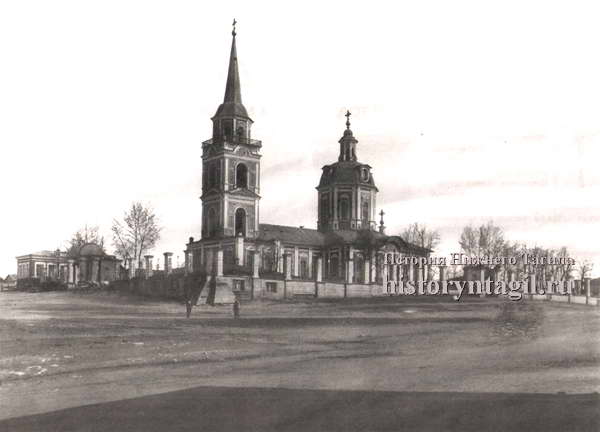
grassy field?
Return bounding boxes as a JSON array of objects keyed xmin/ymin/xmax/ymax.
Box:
[{"xmin": 0, "ymin": 290, "xmax": 598, "ymax": 431}]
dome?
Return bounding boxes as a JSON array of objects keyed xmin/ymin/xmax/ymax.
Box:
[
  {"xmin": 317, "ymin": 162, "xmax": 378, "ymax": 190},
  {"xmin": 78, "ymin": 243, "xmax": 105, "ymax": 257}
]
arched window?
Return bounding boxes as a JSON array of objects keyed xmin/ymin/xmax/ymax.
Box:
[
  {"xmin": 222, "ymin": 119, "xmax": 233, "ymax": 139},
  {"xmin": 235, "ymin": 207, "xmax": 246, "ymax": 237},
  {"xmin": 207, "ymin": 208, "xmax": 217, "ymax": 237},
  {"xmin": 236, "ymin": 121, "xmax": 246, "ymax": 140},
  {"xmin": 236, "ymin": 163, "xmax": 248, "ymax": 189}
]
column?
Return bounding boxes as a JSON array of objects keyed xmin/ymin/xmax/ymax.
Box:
[
  {"xmin": 127, "ymin": 258, "xmax": 134, "ymax": 279},
  {"xmin": 347, "ymin": 248, "xmax": 354, "ymax": 283},
  {"xmin": 275, "ymin": 241, "xmax": 283, "ymax": 273},
  {"xmin": 390, "ymin": 264, "xmax": 397, "ymax": 283},
  {"xmin": 67, "ymin": 259, "xmax": 74, "ymax": 285},
  {"xmin": 479, "ymin": 267, "xmax": 486, "ymax": 297},
  {"xmin": 529, "ymin": 273, "xmax": 536, "ymax": 296},
  {"xmin": 164, "ymin": 252, "xmax": 173, "ymax": 274},
  {"xmin": 439, "ymin": 265, "xmax": 446, "ymax": 284},
  {"xmin": 145, "ymin": 255, "xmax": 154, "ymax": 277},
  {"xmin": 216, "ymin": 249, "xmax": 223, "ymax": 277},
  {"xmin": 382, "ymin": 263, "xmax": 389, "ymax": 289},
  {"xmin": 285, "ymin": 254, "xmax": 292, "ymax": 280},
  {"xmin": 316, "ymin": 256, "xmax": 323, "ymax": 283},
  {"xmin": 308, "ymin": 249, "xmax": 313, "ymax": 279},
  {"xmin": 585, "ymin": 278, "xmax": 591, "ymax": 303},
  {"xmin": 294, "ymin": 247, "xmax": 299, "ymax": 277},
  {"xmin": 408, "ymin": 262, "xmax": 414, "ymax": 282},
  {"xmin": 364, "ymin": 258, "xmax": 370, "ymax": 284},
  {"xmin": 91, "ymin": 258, "xmax": 99, "ymax": 283},
  {"xmin": 252, "ymin": 250, "xmax": 260, "ymax": 278},
  {"xmin": 370, "ymin": 252, "xmax": 376, "ymax": 283}
]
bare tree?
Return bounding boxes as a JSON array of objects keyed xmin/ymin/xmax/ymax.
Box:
[
  {"xmin": 67, "ymin": 225, "xmax": 105, "ymax": 255},
  {"xmin": 459, "ymin": 221, "xmax": 506, "ymax": 272},
  {"xmin": 459, "ymin": 221, "xmax": 505, "ymax": 257},
  {"xmin": 554, "ymin": 247, "xmax": 574, "ymax": 281},
  {"xmin": 111, "ymin": 202, "xmax": 161, "ymax": 269},
  {"xmin": 577, "ymin": 259, "xmax": 594, "ymax": 281},
  {"xmin": 401, "ymin": 222, "xmax": 441, "ymax": 250}
]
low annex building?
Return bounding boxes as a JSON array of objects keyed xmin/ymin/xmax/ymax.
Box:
[
  {"xmin": 184, "ymin": 25, "xmax": 431, "ymax": 299},
  {"xmin": 16, "ymin": 243, "xmax": 122, "ymax": 288}
]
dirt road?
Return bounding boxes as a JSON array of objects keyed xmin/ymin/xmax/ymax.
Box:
[{"xmin": 0, "ymin": 291, "xmax": 598, "ymax": 431}]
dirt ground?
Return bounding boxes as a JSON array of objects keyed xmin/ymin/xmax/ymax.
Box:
[{"xmin": 0, "ymin": 290, "xmax": 599, "ymax": 431}]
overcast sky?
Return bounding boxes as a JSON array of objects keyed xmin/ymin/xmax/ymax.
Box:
[{"xmin": 1, "ymin": 0, "xmax": 598, "ymax": 277}]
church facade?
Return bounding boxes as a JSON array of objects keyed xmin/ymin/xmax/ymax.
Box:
[{"xmin": 184, "ymin": 26, "xmax": 430, "ymax": 299}]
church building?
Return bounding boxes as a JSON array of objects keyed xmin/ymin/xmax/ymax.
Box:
[{"xmin": 184, "ymin": 24, "xmax": 431, "ymax": 299}]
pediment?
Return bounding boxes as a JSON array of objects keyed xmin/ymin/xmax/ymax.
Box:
[{"xmin": 229, "ymin": 188, "xmax": 260, "ymax": 198}]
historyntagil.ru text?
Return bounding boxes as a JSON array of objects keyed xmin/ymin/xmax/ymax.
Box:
[{"xmin": 382, "ymin": 277, "xmax": 574, "ymax": 301}]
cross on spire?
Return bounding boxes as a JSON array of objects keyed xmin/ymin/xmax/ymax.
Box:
[
  {"xmin": 379, "ymin": 209, "xmax": 385, "ymax": 223},
  {"xmin": 232, "ymin": 18, "xmax": 237, "ymax": 36},
  {"xmin": 345, "ymin": 110, "xmax": 351, "ymax": 130}
]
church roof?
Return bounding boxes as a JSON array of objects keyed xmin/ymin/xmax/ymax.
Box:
[
  {"xmin": 385, "ymin": 236, "xmax": 432, "ymax": 254},
  {"xmin": 29, "ymin": 250, "xmax": 61, "ymax": 257},
  {"xmin": 257, "ymin": 224, "xmax": 431, "ymax": 254},
  {"xmin": 258, "ymin": 224, "xmax": 325, "ymax": 246},
  {"xmin": 324, "ymin": 229, "xmax": 386, "ymax": 246}
]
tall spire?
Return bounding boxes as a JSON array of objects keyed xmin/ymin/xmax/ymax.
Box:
[
  {"xmin": 223, "ymin": 19, "xmax": 242, "ymax": 105},
  {"xmin": 214, "ymin": 19, "xmax": 249, "ymax": 120}
]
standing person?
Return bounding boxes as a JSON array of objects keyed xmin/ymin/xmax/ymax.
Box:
[
  {"xmin": 184, "ymin": 276, "xmax": 192, "ymax": 318},
  {"xmin": 233, "ymin": 298, "xmax": 240, "ymax": 319}
]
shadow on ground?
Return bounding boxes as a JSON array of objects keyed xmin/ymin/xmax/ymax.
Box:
[{"xmin": 1, "ymin": 386, "xmax": 598, "ymax": 432}]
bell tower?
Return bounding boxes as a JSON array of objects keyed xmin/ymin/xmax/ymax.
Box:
[{"xmin": 201, "ymin": 21, "xmax": 262, "ymax": 240}]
